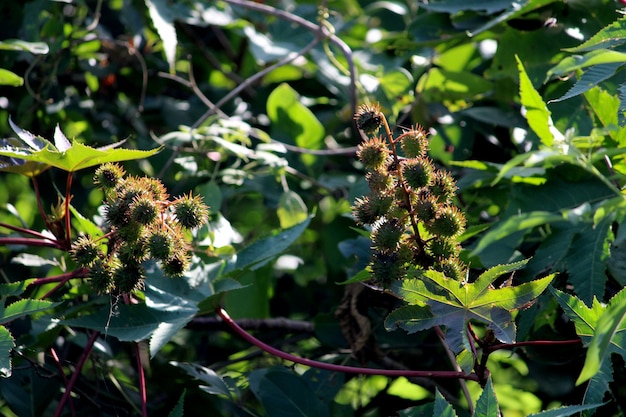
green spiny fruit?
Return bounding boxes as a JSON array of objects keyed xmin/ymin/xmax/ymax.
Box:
[
  {"xmin": 173, "ymin": 193, "xmax": 209, "ymax": 229},
  {"xmin": 113, "ymin": 262, "xmax": 145, "ymax": 293},
  {"xmin": 371, "ymin": 218, "xmax": 404, "ymax": 251},
  {"xmin": 399, "ymin": 127, "xmax": 429, "ymax": 158},
  {"xmin": 94, "ymin": 163, "xmax": 125, "ymax": 191},
  {"xmin": 354, "ymin": 103, "xmax": 384, "ymax": 136},
  {"xmin": 88, "ymin": 257, "xmax": 115, "ymax": 294},
  {"xmin": 426, "ymin": 205, "xmax": 466, "ymax": 237},
  {"xmin": 425, "ymin": 236, "xmax": 461, "ymax": 260},
  {"xmin": 430, "ymin": 171, "xmax": 457, "ymax": 204},
  {"xmin": 130, "ymin": 195, "xmax": 159, "ymax": 226},
  {"xmin": 70, "ymin": 235, "xmax": 103, "ymax": 267},
  {"xmin": 357, "ymin": 137, "xmax": 390, "ymax": 170},
  {"xmin": 413, "ymin": 193, "xmax": 438, "ymax": 223},
  {"xmin": 147, "ymin": 227, "xmax": 176, "ymax": 261},
  {"xmin": 370, "ymin": 250, "xmax": 406, "ymax": 286},
  {"xmin": 434, "ymin": 258, "xmax": 467, "ymax": 281},
  {"xmin": 366, "ymin": 169, "xmax": 392, "ymax": 193},
  {"xmin": 162, "ymin": 250, "xmax": 191, "ymax": 277},
  {"xmin": 401, "ymin": 157, "xmax": 434, "ymax": 189}
]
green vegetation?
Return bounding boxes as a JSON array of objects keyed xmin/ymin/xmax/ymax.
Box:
[{"xmin": 2, "ymin": 0, "xmax": 626, "ymax": 416}]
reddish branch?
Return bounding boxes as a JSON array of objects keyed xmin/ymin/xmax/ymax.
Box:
[
  {"xmin": 53, "ymin": 331, "xmax": 100, "ymax": 417},
  {"xmin": 217, "ymin": 307, "xmax": 479, "ymax": 381}
]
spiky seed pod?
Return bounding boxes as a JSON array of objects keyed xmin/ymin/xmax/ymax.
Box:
[
  {"xmin": 354, "ymin": 103, "xmax": 384, "ymax": 136},
  {"xmin": 434, "ymin": 258, "xmax": 467, "ymax": 281},
  {"xmin": 366, "ymin": 169, "xmax": 392, "ymax": 193},
  {"xmin": 413, "ymin": 193, "xmax": 438, "ymax": 223},
  {"xmin": 430, "ymin": 171, "xmax": 457, "ymax": 204},
  {"xmin": 113, "ymin": 262, "xmax": 145, "ymax": 293},
  {"xmin": 70, "ymin": 235, "xmax": 103, "ymax": 267},
  {"xmin": 369, "ymin": 193, "xmax": 394, "ymax": 219},
  {"xmin": 399, "ymin": 127, "xmax": 429, "ymax": 158},
  {"xmin": 88, "ymin": 257, "xmax": 115, "ymax": 294},
  {"xmin": 371, "ymin": 219, "xmax": 404, "ymax": 251},
  {"xmin": 370, "ymin": 250, "xmax": 406, "ymax": 286},
  {"xmin": 116, "ymin": 178, "xmax": 143, "ymax": 206},
  {"xmin": 426, "ymin": 205, "xmax": 466, "ymax": 237},
  {"xmin": 353, "ymin": 196, "xmax": 376, "ymax": 225},
  {"xmin": 117, "ymin": 239, "xmax": 149, "ymax": 264},
  {"xmin": 130, "ymin": 195, "xmax": 159, "ymax": 226},
  {"xmin": 162, "ymin": 251, "xmax": 191, "ymax": 277},
  {"xmin": 104, "ymin": 201, "xmax": 129, "ymax": 229},
  {"xmin": 136, "ymin": 177, "xmax": 168, "ymax": 201},
  {"xmin": 425, "ymin": 236, "xmax": 461, "ymax": 260},
  {"xmin": 401, "ymin": 158, "xmax": 434, "ymax": 189},
  {"xmin": 94, "ymin": 163, "xmax": 125, "ymax": 191},
  {"xmin": 173, "ymin": 194, "xmax": 209, "ymax": 229},
  {"xmin": 356, "ymin": 137, "xmax": 390, "ymax": 170},
  {"xmin": 147, "ymin": 227, "xmax": 176, "ymax": 261},
  {"xmin": 117, "ymin": 221, "xmax": 144, "ymax": 242}
]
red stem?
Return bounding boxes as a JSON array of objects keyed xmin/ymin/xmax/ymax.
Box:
[
  {"xmin": 0, "ymin": 221, "xmax": 58, "ymax": 241},
  {"xmin": 64, "ymin": 172, "xmax": 73, "ymax": 244},
  {"xmin": 0, "ymin": 236, "xmax": 63, "ymax": 249},
  {"xmin": 53, "ymin": 331, "xmax": 100, "ymax": 417},
  {"xmin": 217, "ymin": 307, "xmax": 479, "ymax": 381},
  {"xmin": 134, "ymin": 343, "xmax": 148, "ymax": 417},
  {"xmin": 31, "ymin": 176, "xmax": 54, "ymax": 233},
  {"xmin": 50, "ymin": 347, "xmax": 76, "ymax": 417},
  {"xmin": 486, "ymin": 338, "xmax": 582, "ymax": 353},
  {"xmin": 33, "ymin": 268, "xmax": 88, "ymax": 299}
]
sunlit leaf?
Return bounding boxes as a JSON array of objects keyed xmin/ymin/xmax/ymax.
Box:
[
  {"xmin": 145, "ymin": 0, "xmax": 178, "ymax": 73},
  {"xmin": 0, "ymin": 39, "xmax": 49, "ymax": 54},
  {"xmin": 475, "ymin": 376, "xmax": 499, "ymax": 417},
  {"xmin": 0, "ymin": 69, "xmax": 23, "ymax": 87},
  {"xmin": 517, "ymin": 56, "xmax": 555, "ymax": 146},
  {"xmin": 0, "ymin": 326, "xmax": 14, "ymax": 378}
]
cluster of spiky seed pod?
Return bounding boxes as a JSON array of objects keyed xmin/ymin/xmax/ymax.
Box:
[
  {"xmin": 353, "ymin": 104, "xmax": 467, "ymax": 286},
  {"xmin": 70, "ymin": 163, "xmax": 208, "ymax": 294}
]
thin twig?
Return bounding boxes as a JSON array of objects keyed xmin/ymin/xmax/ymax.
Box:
[
  {"xmin": 50, "ymin": 347, "xmax": 77, "ymax": 417},
  {"xmin": 434, "ymin": 326, "xmax": 474, "ymax": 415},
  {"xmin": 192, "ymin": 36, "xmax": 323, "ymax": 129},
  {"xmin": 222, "ymin": 0, "xmax": 357, "ymax": 116},
  {"xmin": 134, "ymin": 342, "xmax": 148, "ymax": 417}
]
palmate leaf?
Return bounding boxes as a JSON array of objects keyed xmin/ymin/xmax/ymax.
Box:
[
  {"xmin": 549, "ymin": 63, "xmax": 622, "ymax": 104},
  {"xmin": 386, "ymin": 261, "xmax": 555, "ymax": 353},
  {"xmin": 1, "ymin": 118, "xmax": 161, "ymax": 174},
  {"xmin": 551, "ymin": 288, "xmax": 626, "ymax": 401}
]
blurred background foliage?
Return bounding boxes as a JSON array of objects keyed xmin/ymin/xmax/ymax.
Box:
[{"xmin": 2, "ymin": 0, "xmax": 626, "ymax": 416}]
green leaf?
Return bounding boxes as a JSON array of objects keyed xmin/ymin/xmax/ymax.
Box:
[
  {"xmin": 171, "ymin": 362, "xmax": 234, "ymax": 398},
  {"xmin": 387, "ymin": 266, "xmax": 555, "ymax": 353},
  {"xmin": 418, "ymin": 68, "xmax": 493, "ymax": 102},
  {"xmin": 277, "ymin": 190, "xmax": 308, "ymax": 229},
  {"xmin": 145, "ymin": 0, "xmax": 178, "ymax": 73},
  {"xmin": 0, "ymin": 325, "xmax": 15, "ymax": 378},
  {"xmin": 234, "ymin": 216, "xmax": 311, "ymax": 271},
  {"xmin": 418, "ymin": 0, "xmax": 520, "ymax": 13},
  {"xmin": 475, "ymin": 376, "xmax": 499, "ymax": 417},
  {"xmin": 0, "ymin": 39, "xmax": 49, "ymax": 54},
  {"xmin": 249, "ymin": 368, "xmax": 328, "ymax": 417},
  {"xmin": 0, "ymin": 120, "xmax": 161, "ymax": 173},
  {"xmin": 527, "ymin": 403, "xmax": 605, "ymax": 417},
  {"xmin": 0, "ymin": 279, "xmax": 36, "ymax": 302},
  {"xmin": 516, "ymin": 55, "xmax": 555, "ymax": 146},
  {"xmin": 546, "ymin": 50, "xmax": 626, "ymax": 80},
  {"xmin": 564, "ymin": 16, "xmax": 626, "ymax": 53},
  {"xmin": 0, "ymin": 69, "xmax": 23, "ymax": 86},
  {"xmin": 267, "ymin": 83, "xmax": 324, "ymax": 167},
  {"xmin": 0, "ymin": 299, "xmax": 62, "ymax": 324},
  {"xmin": 433, "ymin": 388, "xmax": 457, "ymax": 417},
  {"xmin": 565, "ymin": 218, "xmax": 612, "ymax": 306},
  {"xmin": 471, "ymin": 211, "xmax": 565, "ymax": 257},
  {"xmin": 577, "ymin": 290, "xmax": 626, "ymax": 385},
  {"xmin": 549, "ymin": 63, "xmax": 622, "ymax": 103},
  {"xmin": 167, "ymin": 389, "xmax": 185, "ymax": 417}
]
